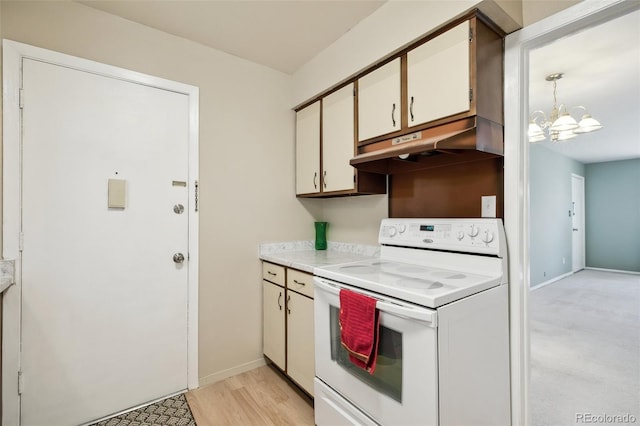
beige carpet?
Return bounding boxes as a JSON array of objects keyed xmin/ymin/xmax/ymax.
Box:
[{"xmin": 529, "ymin": 269, "xmax": 640, "ymax": 425}]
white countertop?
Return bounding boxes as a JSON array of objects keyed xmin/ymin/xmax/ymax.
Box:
[
  {"xmin": 0, "ymin": 260, "xmax": 16, "ymax": 293},
  {"xmin": 259, "ymin": 240, "xmax": 379, "ymax": 273}
]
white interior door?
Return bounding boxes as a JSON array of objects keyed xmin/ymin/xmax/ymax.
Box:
[
  {"xmin": 571, "ymin": 174, "xmax": 586, "ymax": 272},
  {"xmin": 20, "ymin": 58, "xmax": 190, "ymax": 425}
]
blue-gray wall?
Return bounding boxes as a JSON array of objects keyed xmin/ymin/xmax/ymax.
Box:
[
  {"xmin": 529, "ymin": 144, "xmax": 585, "ymax": 287},
  {"xmin": 585, "ymin": 158, "xmax": 640, "ymax": 272}
]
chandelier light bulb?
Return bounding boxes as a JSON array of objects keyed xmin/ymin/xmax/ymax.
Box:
[
  {"xmin": 573, "ymin": 114, "xmax": 604, "ymax": 134},
  {"xmin": 555, "ymin": 130, "xmax": 578, "ymax": 141},
  {"xmin": 550, "ymin": 112, "xmax": 579, "ymax": 132}
]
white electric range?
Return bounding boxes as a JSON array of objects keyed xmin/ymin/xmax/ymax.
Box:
[{"xmin": 313, "ymin": 218, "xmax": 511, "ymax": 426}]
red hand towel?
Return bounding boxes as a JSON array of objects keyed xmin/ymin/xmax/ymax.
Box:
[{"xmin": 339, "ymin": 288, "xmax": 380, "ymax": 374}]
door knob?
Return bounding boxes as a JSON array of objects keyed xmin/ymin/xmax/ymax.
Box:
[{"xmin": 173, "ymin": 253, "xmax": 185, "ymax": 263}]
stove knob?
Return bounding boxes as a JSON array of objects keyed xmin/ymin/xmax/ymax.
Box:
[
  {"xmin": 468, "ymin": 224, "xmax": 480, "ymax": 238},
  {"xmin": 388, "ymin": 226, "xmax": 397, "ymax": 237},
  {"xmin": 398, "ymin": 224, "xmax": 407, "ymax": 233},
  {"xmin": 456, "ymin": 231, "xmax": 465, "ymax": 241},
  {"xmin": 482, "ymin": 229, "xmax": 495, "ymax": 244}
]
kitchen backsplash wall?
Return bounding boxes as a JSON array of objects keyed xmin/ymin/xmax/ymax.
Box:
[
  {"xmin": 299, "ymin": 193, "xmax": 388, "ymax": 246},
  {"xmin": 389, "ymin": 158, "xmax": 504, "ymax": 219}
]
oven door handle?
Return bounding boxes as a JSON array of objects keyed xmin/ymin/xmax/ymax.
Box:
[{"xmin": 315, "ymin": 279, "xmax": 437, "ymax": 326}]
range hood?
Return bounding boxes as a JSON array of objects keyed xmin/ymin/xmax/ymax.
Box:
[{"xmin": 350, "ymin": 116, "xmax": 503, "ymax": 175}]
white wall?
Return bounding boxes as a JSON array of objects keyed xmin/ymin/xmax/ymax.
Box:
[
  {"xmin": 523, "ymin": 0, "xmax": 582, "ymax": 26},
  {"xmin": 292, "ymin": 0, "xmax": 484, "ymax": 107},
  {"xmin": 0, "ymin": 0, "xmax": 314, "ymax": 385}
]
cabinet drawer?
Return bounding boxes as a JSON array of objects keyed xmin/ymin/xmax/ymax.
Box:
[
  {"xmin": 287, "ymin": 269, "xmax": 314, "ymax": 298},
  {"xmin": 262, "ymin": 262, "xmax": 285, "ymax": 286}
]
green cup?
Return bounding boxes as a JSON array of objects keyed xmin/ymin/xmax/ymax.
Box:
[{"xmin": 315, "ymin": 221, "xmax": 328, "ymax": 250}]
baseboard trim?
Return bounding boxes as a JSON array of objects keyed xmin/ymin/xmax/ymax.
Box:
[
  {"xmin": 530, "ymin": 271, "xmax": 573, "ymax": 291},
  {"xmin": 197, "ymin": 358, "xmax": 266, "ymax": 388},
  {"xmin": 585, "ymin": 267, "xmax": 640, "ymax": 275}
]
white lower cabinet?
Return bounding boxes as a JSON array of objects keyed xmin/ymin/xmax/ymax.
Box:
[
  {"xmin": 287, "ymin": 290, "xmax": 315, "ymax": 396},
  {"xmin": 262, "ymin": 280, "xmax": 285, "ymax": 370},
  {"xmin": 262, "ymin": 262, "xmax": 315, "ymax": 396}
]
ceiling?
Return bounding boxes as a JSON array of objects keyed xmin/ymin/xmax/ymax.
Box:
[
  {"xmin": 77, "ymin": 1, "xmax": 639, "ymax": 165},
  {"xmin": 78, "ymin": 0, "xmax": 386, "ymax": 75},
  {"xmin": 529, "ymin": 9, "xmax": 640, "ymax": 164}
]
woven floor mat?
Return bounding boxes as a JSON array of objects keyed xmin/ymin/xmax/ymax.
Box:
[{"xmin": 91, "ymin": 393, "xmax": 196, "ymax": 426}]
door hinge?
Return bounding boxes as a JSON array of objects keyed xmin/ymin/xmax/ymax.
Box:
[
  {"xmin": 19, "ymin": 88, "xmax": 24, "ymax": 109},
  {"xmin": 194, "ymin": 180, "xmax": 199, "ymax": 212},
  {"xmin": 19, "ymin": 232, "xmax": 24, "ymax": 252},
  {"xmin": 469, "ymin": 88, "xmax": 473, "ymax": 102},
  {"xmin": 469, "ymin": 28, "xmax": 474, "ymax": 42},
  {"xmin": 18, "ymin": 371, "xmax": 23, "ymax": 395}
]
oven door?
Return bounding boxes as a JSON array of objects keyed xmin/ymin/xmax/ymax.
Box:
[{"xmin": 314, "ymin": 277, "xmax": 439, "ymax": 426}]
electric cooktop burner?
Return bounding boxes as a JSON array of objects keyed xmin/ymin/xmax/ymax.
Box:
[
  {"xmin": 395, "ymin": 278, "xmax": 444, "ymax": 290},
  {"xmin": 314, "ymin": 218, "xmax": 507, "ymax": 308}
]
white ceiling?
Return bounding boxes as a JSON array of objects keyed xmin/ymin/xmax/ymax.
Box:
[
  {"xmin": 78, "ymin": 1, "xmax": 640, "ymax": 165},
  {"xmin": 529, "ymin": 9, "xmax": 640, "ymax": 164},
  {"xmin": 78, "ymin": 0, "xmax": 386, "ymax": 75}
]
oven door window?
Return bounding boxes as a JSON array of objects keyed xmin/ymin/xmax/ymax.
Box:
[{"xmin": 329, "ymin": 306, "xmax": 402, "ymax": 402}]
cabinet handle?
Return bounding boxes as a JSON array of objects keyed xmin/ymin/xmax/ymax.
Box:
[
  {"xmin": 323, "ymin": 171, "xmax": 327, "ymax": 189},
  {"xmin": 277, "ymin": 292, "xmax": 283, "ymax": 311},
  {"xmin": 313, "ymin": 172, "xmax": 318, "ymax": 189},
  {"xmin": 287, "ymin": 295, "xmax": 291, "ymax": 315},
  {"xmin": 410, "ymin": 96, "xmax": 414, "ymax": 122},
  {"xmin": 268, "ymin": 271, "xmax": 277, "ymax": 276},
  {"xmin": 293, "ymin": 279, "xmax": 306, "ymax": 286},
  {"xmin": 391, "ymin": 103, "xmax": 396, "ymax": 127}
]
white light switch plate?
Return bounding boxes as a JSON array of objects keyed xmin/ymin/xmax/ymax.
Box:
[
  {"xmin": 108, "ymin": 178, "xmax": 126, "ymax": 209},
  {"xmin": 481, "ymin": 195, "xmax": 496, "ymax": 218}
]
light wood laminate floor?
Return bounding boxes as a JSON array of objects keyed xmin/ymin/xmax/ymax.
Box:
[{"xmin": 185, "ymin": 364, "xmax": 314, "ymax": 425}]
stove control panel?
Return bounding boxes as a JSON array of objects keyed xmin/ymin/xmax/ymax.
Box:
[{"xmin": 379, "ymin": 218, "xmax": 505, "ymax": 257}]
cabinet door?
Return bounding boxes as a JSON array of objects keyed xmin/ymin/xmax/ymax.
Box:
[
  {"xmin": 296, "ymin": 101, "xmax": 321, "ymax": 195},
  {"xmin": 357, "ymin": 58, "xmax": 401, "ymax": 142},
  {"xmin": 407, "ymin": 20, "xmax": 470, "ymax": 127},
  {"xmin": 263, "ymin": 280, "xmax": 285, "ymax": 370},
  {"xmin": 322, "ymin": 84, "xmax": 355, "ymax": 192},
  {"xmin": 287, "ymin": 291, "xmax": 315, "ymax": 396}
]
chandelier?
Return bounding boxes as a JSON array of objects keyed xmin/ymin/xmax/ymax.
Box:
[{"xmin": 528, "ymin": 72, "xmax": 603, "ymax": 142}]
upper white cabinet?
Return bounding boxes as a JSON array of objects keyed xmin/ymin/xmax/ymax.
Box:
[
  {"xmin": 295, "ymin": 101, "xmax": 320, "ymax": 195},
  {"xmin": 407, "ymin": 20, "xmax": 470, "ymax": 127},
  {"xmin": 354, "ymin": 16, "xmax": 503, "ymax": 148},
  {"xmin": 322, "ymin": 83, "xmax": 355, "ymax": 192},
  {"xmin": 295, "ymin": 86, "xmax": 386, "ymax": 198},
  {"xmin": 357, "ymin": 58, "xmax": 401, "ymax": 142}
]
